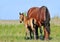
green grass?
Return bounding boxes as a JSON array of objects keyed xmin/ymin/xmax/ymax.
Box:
[{"xmin": 0, "ymin": 22, "xmax": 60, "ymax": 42}]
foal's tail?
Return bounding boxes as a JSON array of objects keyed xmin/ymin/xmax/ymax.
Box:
[{"xmin": 32, "ymin": 18, "xmax": 37, "ymax": 28}]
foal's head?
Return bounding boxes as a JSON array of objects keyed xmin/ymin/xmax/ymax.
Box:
[{"xmin": 19, "ymin": 13, "xmax": 24, "ymax": 23}]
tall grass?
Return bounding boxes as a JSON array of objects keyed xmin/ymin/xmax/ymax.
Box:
[{"xmin": 0, "ymin": 20, "xmax": 60, "ymax": 42}]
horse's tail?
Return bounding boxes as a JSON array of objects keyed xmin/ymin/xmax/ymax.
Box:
[
  {"xmin": 46, "ymin": 7, "xmax": 50, "ymax": 21},
  {"xmin": 46, "ymin": 7, "xmax": 50, "ymax": 35}
]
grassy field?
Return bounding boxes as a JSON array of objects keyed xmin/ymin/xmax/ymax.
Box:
[{"xmin": 0, "ymin": 19, "xmax": 60, "ymax": 42}]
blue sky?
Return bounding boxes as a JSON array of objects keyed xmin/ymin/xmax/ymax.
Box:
[{"xmin": 0, "ymin": 0, "xmax": 60, "ymax": 20}]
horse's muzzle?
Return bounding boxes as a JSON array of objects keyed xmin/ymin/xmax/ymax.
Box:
[{"xmin": 20, "ymin": 21, "xmax": 22, "ymax": 23}]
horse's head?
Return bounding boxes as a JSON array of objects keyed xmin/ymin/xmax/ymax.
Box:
[{"xmin": 19, "ymin": 13, "xmax": 24, "ymax": 23}]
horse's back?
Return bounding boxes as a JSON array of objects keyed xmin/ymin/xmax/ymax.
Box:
[
  {"xmin": 27, "ymin": 6, "xmax": 50, "ymax": 25},
  {"xmin": 27, "ymin": 7, "xmax": 39, "ymax": 19}
]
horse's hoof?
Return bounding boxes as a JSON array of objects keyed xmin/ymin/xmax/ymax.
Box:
[
  {"xmin": 40, "ymin": 35, "xmax": 44, "ymax": 40},
  {"xmin": 48, "ymin": 37, "xmax": 52, "ymax": 40}
]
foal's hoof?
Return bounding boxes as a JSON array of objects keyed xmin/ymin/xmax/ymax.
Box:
[
  {"xmin": 34, "ymin": 37, "xmax": 39, "ymax": 40},
  {"xmin": 25, "ymin": 37, "xmax": 30, "ymax": 40}
]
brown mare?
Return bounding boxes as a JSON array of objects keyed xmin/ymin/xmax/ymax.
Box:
[
  {"xmin": 19, "ymin": 13, "xmax": 37, "ymax": 39},
  {"xmin": 27, "ymin": 6, "xmax": 50, "ymax": 40}
]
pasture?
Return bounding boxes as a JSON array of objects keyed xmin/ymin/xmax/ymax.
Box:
[{"xmin": 0, "ymin": 18, "xmax": 60, "ymax": 42}]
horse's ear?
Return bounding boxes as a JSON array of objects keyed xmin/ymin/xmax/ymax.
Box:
[{"xmin": 19, "ymin": 12, "xmax": 21, "ymax": 15}]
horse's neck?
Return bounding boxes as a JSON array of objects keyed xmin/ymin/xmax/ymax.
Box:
[{"xmin": 23, "ymin": 16, "xmax": 28, "ymax": 22}]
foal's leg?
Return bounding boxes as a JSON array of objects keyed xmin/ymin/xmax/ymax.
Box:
[
  {"xmin": 25, "ymin": 28, "xmax": 30, "ymax": 39},
  {"xmin": 30, "ymin": 19, "xmax": 38, "ymax": 39},
  {"xmin": 32, "ymin": 25, "xmax": 38, "ymax": 39},
  {"xmin": 28, "ymin": 27, "xmax": 34, "ymax": 39},
  {"xmin": 31, "ymin": 23, "xmax": 36, "ymax": 39},
  {"xmin": 30, "ymin": 30, "xmax": 34, "ymax": 39},
  {"xmin": 33, "ymin": 25, "xmax": 38, "ymax": 39},
  {"xmin": 25, "ymin": 25, "xmax": 30, "ymax": 39},
  {"xmin": 30, "ymin": 25, "xmax": 35, "ymax": 39}
]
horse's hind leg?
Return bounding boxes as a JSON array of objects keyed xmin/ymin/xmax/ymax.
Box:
[
  {"xmin": 40, "ymin": 27, "xmax": 43, "ymax": 40},
  {"xmin": 34, "ymin": 25, "xmax": 38, "ymax": 39},
  {"xmin": 44, "ymin": 27, "xmax": 49, "ymax": 40},
  {"xmin": 40, "ymin": 28, "xmax": 42, "ymax": 35},
  {"xmin": 43, "ymin": 22, "xmax": 50, "ymax": 40}
]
